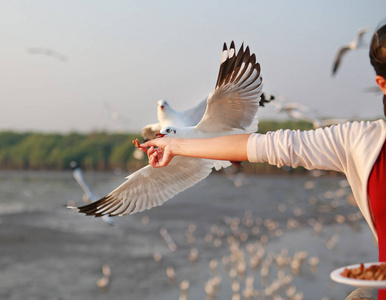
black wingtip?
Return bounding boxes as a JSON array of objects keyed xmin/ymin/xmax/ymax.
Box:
[
  {"xmin": 77, "ymin": 196, "xmax": 107, "ymax": 216},
  {"xmin": 223, "ymin": 42, "xmax": 227, "ymax": 51},
  {"xmin": 245, "ymin": 46, "xmax": 250, "ymax": 57},
  {"xmin": 238, "ymin": 42, "xmax": 244, "ymax": 54}
]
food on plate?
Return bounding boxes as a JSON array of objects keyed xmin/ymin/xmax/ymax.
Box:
[{"xmin": 341, "ymin": 263, "xmax": 386, "ymax": 280}]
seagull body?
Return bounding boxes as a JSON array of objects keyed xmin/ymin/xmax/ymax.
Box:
[
  {"xmin": 72, "ymin": 41, "xmax": 263, "ymax": 217},
  {"xmin": 141, "ymin": 99, "xmax": 207, "ymax": 141},
  {"xmin": 157, "ymin": 98, "xmax": 207, "ymax": 128},
  {"xmin": 332, "ymin": 27, "xmax": 370, "ymax": 76}
]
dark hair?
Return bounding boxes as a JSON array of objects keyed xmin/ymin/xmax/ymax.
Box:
[{"xmin": 369, "ymin": 23, "xmax": 386, "ymax": 116}]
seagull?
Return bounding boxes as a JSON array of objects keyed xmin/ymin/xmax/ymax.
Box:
[
  {"xmin": 270, "ymin": 96, "xmax": 310, "ymax": 119},
  {"xmin": 141, "ymin": 98, "xmax": 207, "ymax": 141},
  {"xmin": 142, "ymin": 93, "xmax": 274, "ymax": 141},
  {"xmin": 70, "ymin": 161, "xmax": 115, "ymax": 225},
  {"xmin": 27, "ymin": 47, "xmax": 68, "ymax": 62},
  {"xmin": 70, "ymin": 41, "xmax": 263, "ymax": 217},
  {"xmin": 331, "ymin": 27, "xmax": 370, "ymax": 76},
  {"xmin": 271, "ymin": 96, "xmax": 347, "ymax": 128}
]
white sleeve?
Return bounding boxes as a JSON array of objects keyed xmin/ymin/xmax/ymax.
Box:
[{"xmin": 247, "ymin": 123, "xmax": 358, "ymax": 172}]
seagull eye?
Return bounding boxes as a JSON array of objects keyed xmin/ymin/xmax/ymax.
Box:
[{"xmin": 166, "ymin": 128, "xmax": 171, "ymax": 133}]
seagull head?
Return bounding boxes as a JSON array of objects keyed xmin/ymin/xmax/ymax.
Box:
[
  {"xmin": 157, "ymin": 100, "xmax": 169, "ymax": 111},
  {"xmin": 156, "ymin": 126, "xmax": 178, "ymax": 138}
]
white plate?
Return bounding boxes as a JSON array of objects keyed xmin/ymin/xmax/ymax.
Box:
[{"xmin": 330, "ymin": 262, "xmax": 386, "ymax": 288}]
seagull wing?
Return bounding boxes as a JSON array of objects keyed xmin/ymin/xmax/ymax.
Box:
[
  {"xmin": 332, "ymin": 45, "xmax": 350, "ymax": 75},
  {"xmin": 74, "ymin": 156, "xmax": 215, "ymax": 217},
  {"xmin": 355, "ymin": 27, "xmax": 371, "ymax": 45},
  {"xmin": 181, "ymin": 97, "xmax": 208, "ymax": 126},
  {"xmin": 195, "ymin": 41, "xmax": 263, "ymax": 133}
]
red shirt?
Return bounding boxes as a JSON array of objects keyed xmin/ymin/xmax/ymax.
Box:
[
  {"xmin": 368, "ymin": 141, "xmax": 386, "ymax": 261},
  {"xmin": 368, "ymin": 140, "xmax": 386, "ymax": 297}
]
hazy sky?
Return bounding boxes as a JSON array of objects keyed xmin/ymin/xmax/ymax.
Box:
[{"xmin": 1, "ymin": 1, "xmax": 385, "ymax": 133}]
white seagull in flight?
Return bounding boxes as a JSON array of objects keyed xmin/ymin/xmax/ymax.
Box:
[
  {"xmin": 141, "ymin": 98, "xmax": 207, "ymax": 141},
  {"xmin": 70, "ymin": 161, "xmax": 115, "ymax": 225},
  {"xmin": 70, "ymin": 41, "xmax": 263, "ymax": 217},
  {"xmin": 141, "ymin": 94, "xmax": 274, "ymax": 141},
  {"xmin": 331, "ymin": 27, "xmax": 370, "ymax": 76}
]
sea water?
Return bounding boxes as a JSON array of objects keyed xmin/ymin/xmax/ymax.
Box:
[{"xmin": 0, "ymin": 170, "xmax": 377, "ymax": 300}]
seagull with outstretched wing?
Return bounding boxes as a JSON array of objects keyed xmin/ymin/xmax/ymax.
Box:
[
  {"xmin": 332, "ymin": 27, "xmax": 370, "ymax": 76},
  {"xmin": 70, "ymin": 41, "xmax": 263, "ymax": 217}
]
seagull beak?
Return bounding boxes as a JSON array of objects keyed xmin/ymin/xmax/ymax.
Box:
[
  {"xmin": 160, "ymin": 105, "xmax": 165, "ymax": 110},
  {"xmin": 155, "ymin": 133, "xmax": 165, "ymax": 138}
]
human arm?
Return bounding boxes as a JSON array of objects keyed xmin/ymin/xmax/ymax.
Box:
[
  {"xmin": 141, "ymin": 121, "xmax": 385, "ymax": 171},
  {"xmin": 247, "ymin": 121, "xmax": 386, "ymax": 172},
  {"xmin": 140, "ymin": 134, "xmax": 251, "ymax": 168}
]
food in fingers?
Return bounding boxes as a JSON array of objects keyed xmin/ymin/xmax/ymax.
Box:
[{"xmin": 132, "ymin": 138, "xmax": 141, "ymax": 148}]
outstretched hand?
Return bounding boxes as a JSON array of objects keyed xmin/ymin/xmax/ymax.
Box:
[{"xmin": 140, "ymin": 138, "xmax": 175, "ymax": 168}]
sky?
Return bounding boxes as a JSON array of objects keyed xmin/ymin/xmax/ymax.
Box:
[{"xmin": 0, "ymin": 0, "xmax": 385, "ymax": 133}]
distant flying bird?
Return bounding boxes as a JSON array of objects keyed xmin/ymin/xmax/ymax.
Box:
[
  {"xmin": 271, "ymin": 96, "xmax": 347, "ymax": 128},
  {"xmin": 70, "ymin": 161, "xmax": 115, "ymax": 225},
  {"xmin": 69, "ymin": 41, "xmax": 263, "ymax": 217},
  {"xmin": 141, "ymin": 93, "xmax": 274, "ymax": 141},
  {"xmin": 331, "ymin": 27, "xmax": 370, "ymax": 76},
  {"xmin": 27, "ymin": 47, "xmax": 68, "ymax": 62},
  {"xmin": 270, "ymin": 96, "xmax": 309, "ymax": 120}
]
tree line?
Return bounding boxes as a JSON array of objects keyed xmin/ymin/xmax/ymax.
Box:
[{"xmin": 0, "ymin": 120, "xmax": 314, "ymax": 171}]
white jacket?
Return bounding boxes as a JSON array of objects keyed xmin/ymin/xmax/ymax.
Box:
[{"xmin": 247, "ymin": 120, "xmax": 386, "ymax": 239}]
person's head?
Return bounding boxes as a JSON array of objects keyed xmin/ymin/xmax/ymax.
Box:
[{"xmin": 369, "ymin": 23, "xmax": 386, "ymax": 116}]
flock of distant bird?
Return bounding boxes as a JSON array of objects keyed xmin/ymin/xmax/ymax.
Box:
[{"xmin": 65, "ymin": 26, "xmax": 374, "ymax": 218}]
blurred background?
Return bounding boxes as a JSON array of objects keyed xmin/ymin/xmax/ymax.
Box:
[
  {"xmin": 0, "ymin": 1, "xmax": 384, "ymax": 300},
  {"xmin": 0, "ymin": 0, "xmax": 385, "ymax": 133}
]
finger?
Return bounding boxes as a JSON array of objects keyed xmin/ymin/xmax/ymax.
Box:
[
  {"xmin": 147, "ymin": 146, "xmax": 155, "ymax": 157},
  {"xmin": 160, "ymin": 151, "xmax": 172, "ymax": 166},
  {"xmin": 141, "ymin": 140, "xmax": 156, "ymax": 148},
  {"xmin": 149, "ymin": 153, "xmax": 156, "ymax": 166},
  {"xmin": 149, "ymin": 152, "xmax": 161, "ymax": 168}
]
